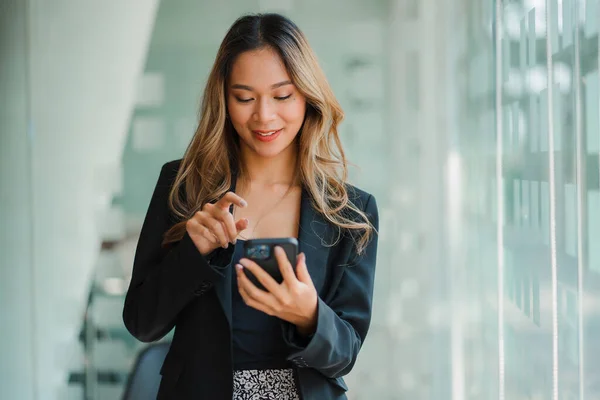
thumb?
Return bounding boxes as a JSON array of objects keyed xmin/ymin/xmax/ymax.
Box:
[
  {"xmin": 235, "ymin": 218, "xmax": 249, "ymax": 232},
  {"xmin": 296, "ymin": 253, "xmax": 313, "ymax": 285}
]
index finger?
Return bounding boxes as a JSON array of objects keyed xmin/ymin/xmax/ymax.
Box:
[{"xmin": 216, "ymin": 191, "xmax": 247, "ymax": 210}]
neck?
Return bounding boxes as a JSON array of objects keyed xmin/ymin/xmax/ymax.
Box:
[{"xmin": 239, "ymin": 141, "xmax": 299, "ymax": 186}]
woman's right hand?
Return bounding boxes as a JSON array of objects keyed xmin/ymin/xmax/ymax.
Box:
[{"xmin": 186, "ymin": 192, "xmax": 249, "ymax": 256}]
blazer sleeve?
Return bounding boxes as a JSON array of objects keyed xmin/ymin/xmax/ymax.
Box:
[
  {"xmin": 282, "ymin": 194, "xmax": 379, "ymax": 378},
  {"xmin": 122, "ymin": 162, "xmax": 225, "ymax": 343}
]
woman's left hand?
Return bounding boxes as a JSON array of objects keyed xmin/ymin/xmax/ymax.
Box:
[{"xmin": 236, "ymin": 246, "xmax": 318, "ymax": 336}]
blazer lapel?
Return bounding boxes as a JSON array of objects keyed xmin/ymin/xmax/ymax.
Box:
[
  {"xmin": 213, "ymin": 176, "xmax": 238, "ymax": 330},
  {"xmin": 297, "ymin": 187, "xmax": 333, "ymax": 294}
]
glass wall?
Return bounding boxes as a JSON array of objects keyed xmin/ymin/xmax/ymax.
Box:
[
  {"xmin": 1, "ymin": 0, "xmax": 599, "ymax": 399},
  {"xmin": 459, "ymin": 0, "xmax": 599, "ymax": 399}
]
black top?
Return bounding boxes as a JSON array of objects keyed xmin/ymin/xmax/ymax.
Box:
[{"xmin": 230, "ymin": 240, "xmax": 291, "ymax": 370}]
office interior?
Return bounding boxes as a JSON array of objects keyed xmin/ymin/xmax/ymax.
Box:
[{"xmin": 1, "ymin": 0, "xmax": 599, "ymax": 398}]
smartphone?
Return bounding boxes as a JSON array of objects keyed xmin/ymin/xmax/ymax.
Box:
[{"xmin": 243, "ymin": 238, "xmax": 298, "ymax": 290}]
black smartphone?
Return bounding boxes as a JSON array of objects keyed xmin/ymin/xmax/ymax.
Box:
[{"xmin": 243, "ymin": 237, "xmax": 298, "ymax": 291}]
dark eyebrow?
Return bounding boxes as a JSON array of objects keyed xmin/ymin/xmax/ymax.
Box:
[{"xmin": 230, "ymin": 80, "xmax": 293, "ymax": 91}]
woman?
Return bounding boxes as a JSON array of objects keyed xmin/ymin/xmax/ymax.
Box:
[{"xmin": 123, "ymin": 13, "xmax": 379, "ymax": 400}]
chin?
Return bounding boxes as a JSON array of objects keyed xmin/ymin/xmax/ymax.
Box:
[{"xmin": 254, "ymin": 146, "xmax": 287, "ymax": 159}]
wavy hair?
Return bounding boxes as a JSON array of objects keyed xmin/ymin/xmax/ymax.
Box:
[{"xmin": 163, "ymin": 13, "xmax": 374, "ymax": 254}]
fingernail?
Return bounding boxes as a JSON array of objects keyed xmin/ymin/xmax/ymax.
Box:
[
  {"xmin": 240, "ymin": 200, "xmax": 248, "ymax": 207},
  {"xmin": 236, "ymin": 264, "xmax": 243, "ymax": 271}
]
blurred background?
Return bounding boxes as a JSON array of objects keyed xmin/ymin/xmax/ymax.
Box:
[{"xmin": 1, "ymin": 0, "xmax": 599, "ymax": 399}]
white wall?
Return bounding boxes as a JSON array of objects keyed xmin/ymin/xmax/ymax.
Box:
[
  {"xmin": 18, "ymin": 1, "xmax": 158, "ymax": 398},
  {"xmin": 0, "ymin": 1, "xmax": 36, "ymax": 399}
]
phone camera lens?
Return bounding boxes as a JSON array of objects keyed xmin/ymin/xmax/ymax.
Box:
[
  {"xmin": 248, "ymin": 244, "xmax": 270, "ymax": 260},
  {"xmin": 258, "ymin": 245, "xmax": 270, "ymax": 259}
]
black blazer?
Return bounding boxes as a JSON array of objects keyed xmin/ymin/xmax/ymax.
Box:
[{"xmin": 122, "ymin": 160, "xmax": 379, "ymax": 400}]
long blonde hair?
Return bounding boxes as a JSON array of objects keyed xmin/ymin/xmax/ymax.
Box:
[{"xmin": 164, "ymin": 13, "xmax": 374, "ymax": 254}]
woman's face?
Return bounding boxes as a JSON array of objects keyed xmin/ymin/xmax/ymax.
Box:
[{"xmin": 227, "ymin": 47, "xmax": 306, "ymax": 159}]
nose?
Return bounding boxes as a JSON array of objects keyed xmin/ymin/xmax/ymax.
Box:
[{"xmin": 253, "ymin": 97, "xmax": 276, "ymax": 123}]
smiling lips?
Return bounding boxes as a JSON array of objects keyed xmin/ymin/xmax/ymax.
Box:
[{"xmin": 252, "ymin": 128, "xmax": 283, "ymax": 142}]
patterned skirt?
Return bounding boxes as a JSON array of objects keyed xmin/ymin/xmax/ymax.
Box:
[{"xmin": 233, "ymin": 368, "xmax": 301, "ymax": 400}]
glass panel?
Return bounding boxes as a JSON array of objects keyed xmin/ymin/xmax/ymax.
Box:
[
  {"xmin": 460, "ymin": 1, "xmax": 499, "ymax": 399},
  {"xmin": 580, "ymin": 0, "xmax": 600, "ymax": 397}
]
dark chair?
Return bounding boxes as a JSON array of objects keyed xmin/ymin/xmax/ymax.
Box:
[{"xmin": 122, "ymin": 341, "xmax": 171, "ymax": 400}]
